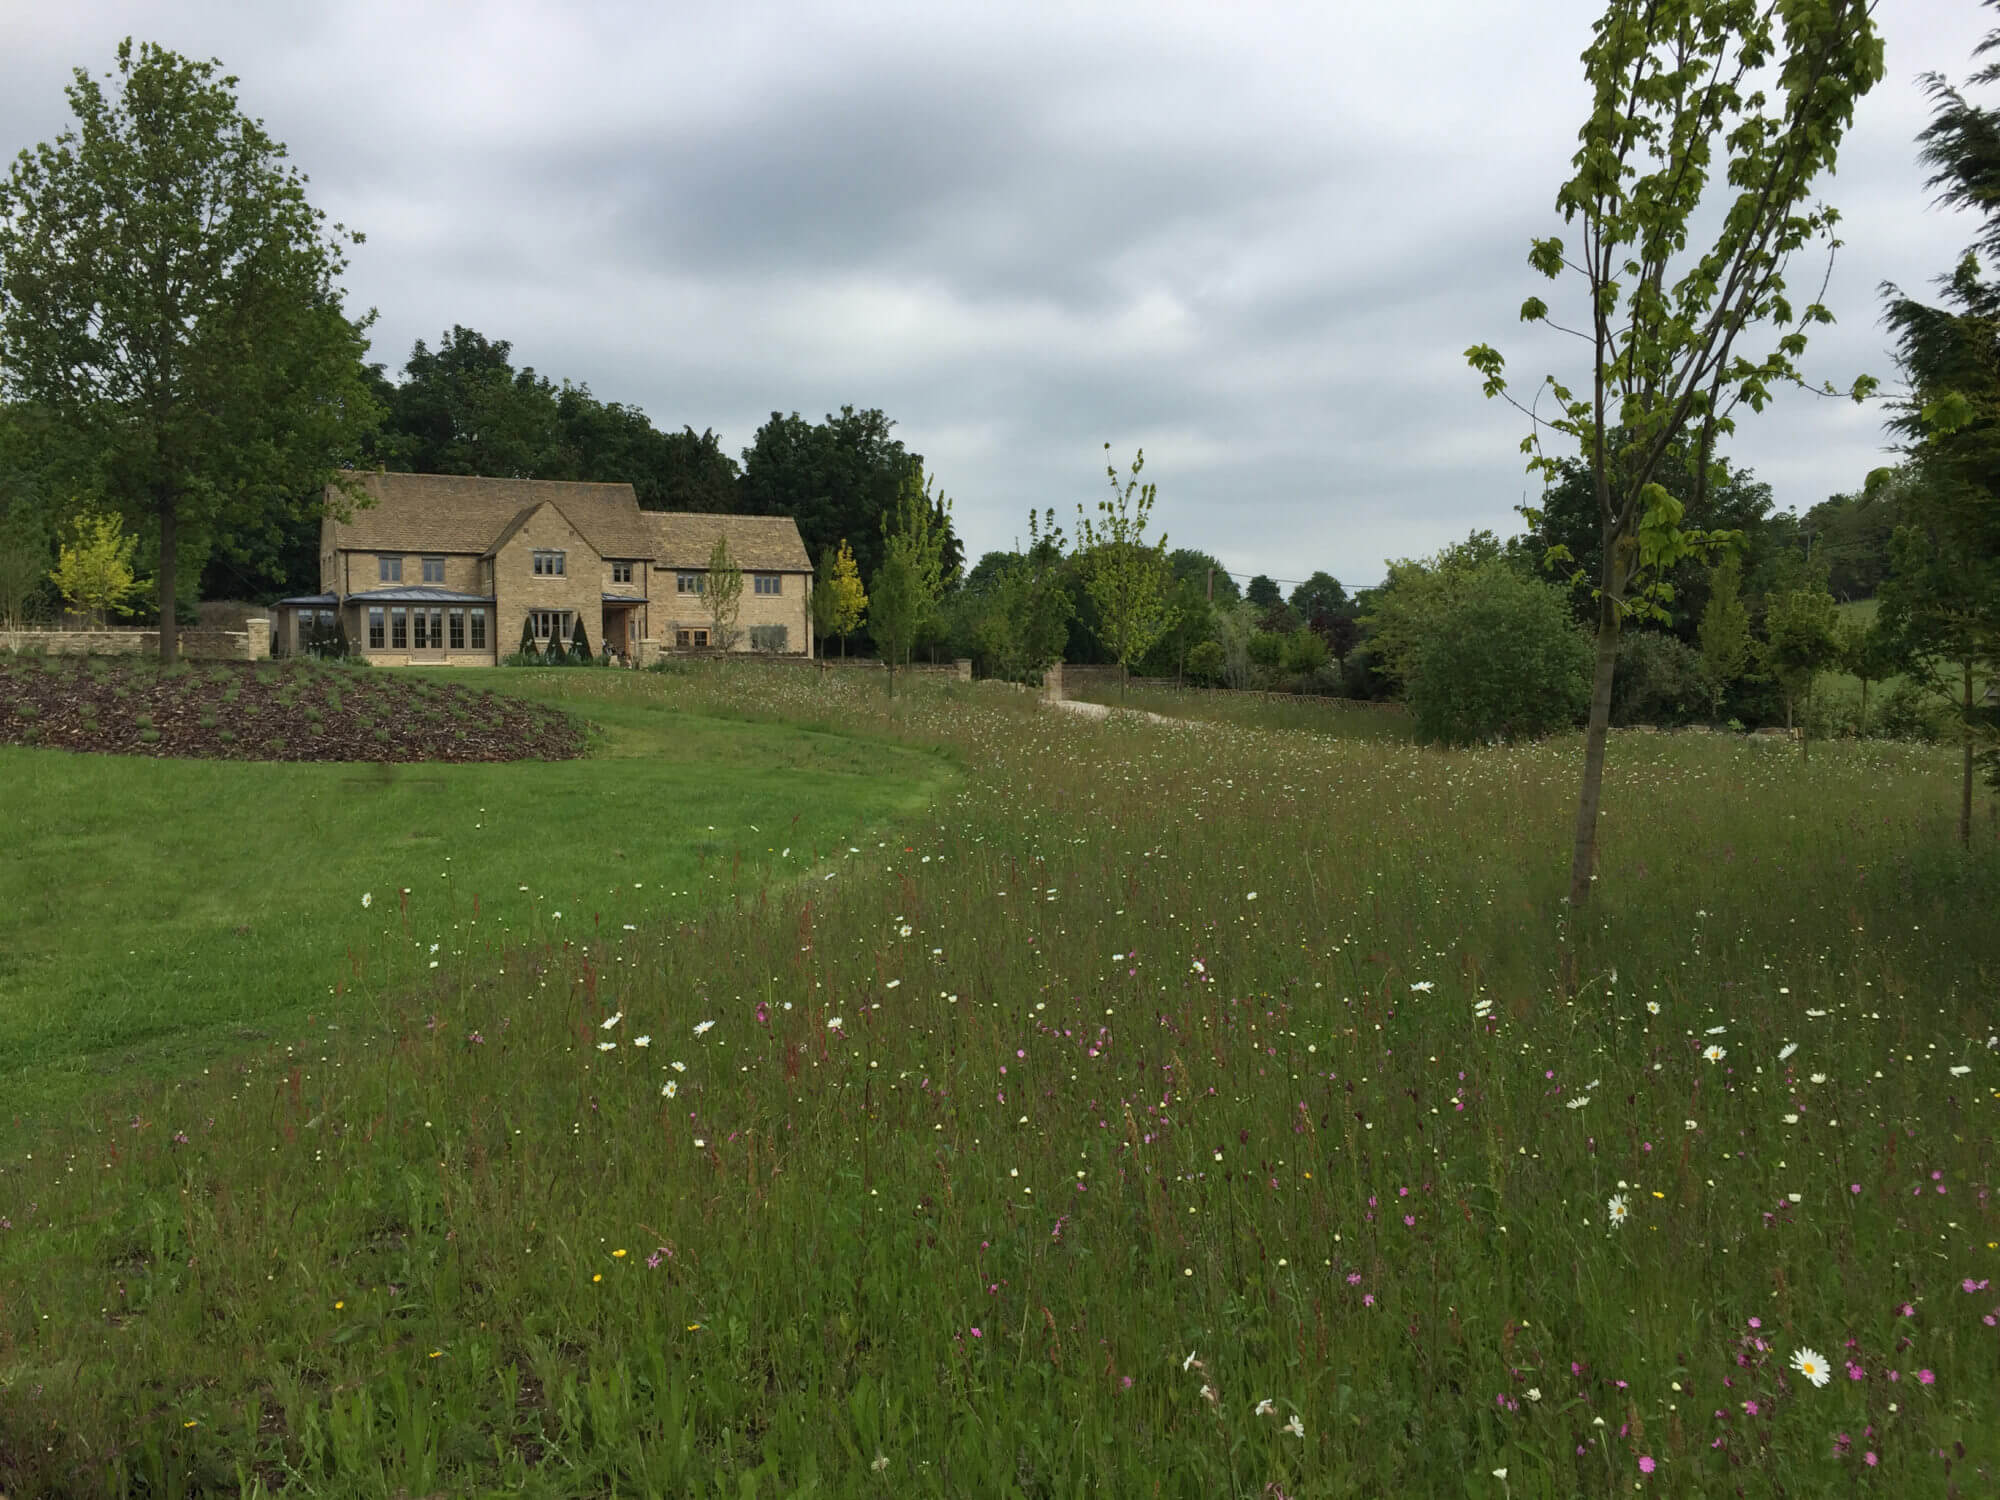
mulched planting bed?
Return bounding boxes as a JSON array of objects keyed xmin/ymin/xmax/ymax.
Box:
[{"xmin": 0, "ymin": 654, "xmax": 587, "ymax": 762}]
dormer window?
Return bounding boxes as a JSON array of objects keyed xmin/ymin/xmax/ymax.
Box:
[{"xmin": 533, "ymin": 550, "xmax": 566, "ymax": 577}]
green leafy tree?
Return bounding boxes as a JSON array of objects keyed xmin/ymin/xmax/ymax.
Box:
[
  {"xmin": 1185, "ymin": 639, "xmax": 1226, "ymax": 685},
  {"xmin": 1169, "ymin": 548, "xmax": 1240, "ymax": 604},
  {"xmin": 1465, "ymin": 0, "xmax": 1883, "ymax": 905},
  {"xmin": 1288, "ymin": 571, "xmax": 1351, "ymax": 626},
  {"xmin": 870, "ymin": 468, "xmax": 952, "ymax": 696},
  {"xmin": 1697, "ymin": 556, "xmax": 1755, "ymax": 719},
  {"xmin": 1838, "ymin": 611, "xmax": 1898, "ymax": 739},
  {"xmin": 1280, "ymin": 628, "xmax": 1331, "ymax": 678},
  {"xmin": 968, "ymin": 511, "xmax": 1073, "ymax": 682},
  {"xmin": 1076, "ymin": 445, "xmax": 1173, "ymax": 698},
  {"xmin": 1357, "ymin": 530, "xmax": 1509, "ymax": 692},
  {"xmin": 1872, "ymin": 18, "xmax": 2000, "ymax": 842},
  {"xmin": 704, "ymin": 534, "xmax": 745, "ymax": 651},
  {"xmin": 813, "ymin": 538, "xmax": 867, "ymax": 658},
  {"xmin": 1245, "ymin": 574, "xmax": 1282, "ymax": 609},
  {"xmin": 49, "ymin": 508, "xmax": 143, "ymax": 627},
  {"xmin": 1762, "ymin": 587, "xmax": 1841, "ymax": 758},
  {"xmin": 0, "ymin": 40, "xmax": 384, "ymax": 661},
  {"xmin": 739, "ymin": 407, "xmax": 960, "ymax": 592},
  {"xmin": 0, "ymin": 513, "xmax": 50, "ymax": 629},
  {"xmin": 1406, "ymin": 561, "xmax": 1593, "ymax": 747}
]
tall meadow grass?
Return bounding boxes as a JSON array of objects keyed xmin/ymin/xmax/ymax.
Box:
[{"xmin": 1, "ymin": 665, "xmax": 1994, "ymax": 1496}]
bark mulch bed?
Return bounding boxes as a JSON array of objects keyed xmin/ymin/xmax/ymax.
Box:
[{"xmin": 0, "ymin": 653, "xmax": 587, "ymax": 762}]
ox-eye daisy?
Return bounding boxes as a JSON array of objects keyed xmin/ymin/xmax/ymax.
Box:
[{"xmin": 1791, "ymin": 1347, "xmax": 1831, "ymax": 1388}]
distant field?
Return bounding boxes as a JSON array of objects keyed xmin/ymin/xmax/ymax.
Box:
[{"xmin": 1, "ymin": 664, "xmax": 1994, "ymax": 1496}]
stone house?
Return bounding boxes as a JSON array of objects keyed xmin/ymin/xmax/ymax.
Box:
[{"xmin": 272, "ymin": 471, "xmax": 813, "ymax": 664}]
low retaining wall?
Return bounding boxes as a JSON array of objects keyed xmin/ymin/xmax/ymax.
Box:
[{"xmin": 0, "ymin": 621, "xmax": 269, "ymax": 660}]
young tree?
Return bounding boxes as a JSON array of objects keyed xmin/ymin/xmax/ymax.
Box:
[
  {"xmin": 49, "ymin": 508, "xmax": 143, "ymax": 627},
  {"xmin": 0, "ymin": 40, "xmax": 383, "ymax": 661},
  {"xmin": 704, "ymin": 534, "xmax": 744, "ymax": 650},
  {"xmin": 813, "ymin": 538, "xmax": 867, "ymax": 658},
  {"xmin": 1465, "ymin": 0, "xmax": 1884, "ymax": 905},
  {"xmin": 1762, "ymin": 586, "xmax": 1841, "ymax": 758},
  {"xmin": 1836, "ymin": 611, "xmax": 1896, "ymax": 738},
  {"xmin": 1697, "ymin": 555, "xmax": 1754, "ymax": 720},
  {"xmin": 1076, "ymin": 445, "xmax": 1173, "ymax": 698},
  {"xmin": 869, "ymin": 467, "xmax": 952, "ymax": 696}
]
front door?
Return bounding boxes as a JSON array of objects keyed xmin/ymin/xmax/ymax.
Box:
[{"xmin": 603, "ymin": 606, "xmax": 629, "ymax": 659}]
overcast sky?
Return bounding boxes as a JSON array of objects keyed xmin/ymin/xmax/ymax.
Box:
[{"xmin": 3, "ymin": 2, "xmax": 1989, "ymax": 590}]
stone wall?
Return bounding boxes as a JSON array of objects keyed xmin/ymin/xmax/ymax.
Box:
[{"xmin": 0, "ymin": 621, "xmax": 269, "ymax": 660}]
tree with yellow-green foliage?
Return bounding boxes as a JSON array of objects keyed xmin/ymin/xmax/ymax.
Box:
[
  {"xmin": 814, "ymin": 538, "xmax": 867, "ymax": 657},
  {"xmin": 49, "ymin": 508, "xmax": 143, "ymax": 628}
]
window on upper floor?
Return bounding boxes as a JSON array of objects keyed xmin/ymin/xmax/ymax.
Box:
[
  {"xmin": 533, "ymin": 550, "xmax": 566, "ymax": 577},
  {"xmin": 612, "ymin": 561, "xmax": 633, "ymax": 585},
  {"xmin": 378, "ymin": 555, "xmax": 402, "ymax": 583},
  {"xmin": 676, "ymin": 572, "xmax": 705, "ymax": 595},
  {"xmin": 421, "ymin": 557, "xmax": 446, "ymax": 584},
  {"xmin": 753, "ymin": 574, "xmax": 781, "ymax": 595}
]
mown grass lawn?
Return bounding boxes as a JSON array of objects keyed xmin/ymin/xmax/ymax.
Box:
[
  {"xmin": 0, "ymin": 665, "xmax": 948, "ymax": 1126},
  {"xmin": 1, "ymin": 663, "xmax": 1995, "ymax": 1497}
]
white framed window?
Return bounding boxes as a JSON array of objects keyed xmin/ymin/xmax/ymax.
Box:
[
  {"xmin": 753, "ymin": 574, "xmax": 781, "ymax": 595},
  {"xmin": 533, "ymin": 550, "xmax": 566, "ymax": 577}
]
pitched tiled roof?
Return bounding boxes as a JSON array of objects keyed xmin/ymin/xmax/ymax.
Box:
[
  {"xmin": 646, "ymin": 512, "xmax": 811, "ymax": 572},
  {"xmin": 325, "ymin": 471, "xmax": 657, "ymax": 560}
]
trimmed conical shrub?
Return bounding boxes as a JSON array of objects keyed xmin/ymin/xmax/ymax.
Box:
[
  {"xmin": 569, "ymin": 617, "xmax": 592, "ymax": 664},
  {"xmin": 518, "ymin": 615, "xmax": 537, "ymax": 659}
]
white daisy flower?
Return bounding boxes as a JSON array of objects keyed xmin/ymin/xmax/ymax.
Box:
[
  {"xmin": 661, "ymin": 1080, "xmax": 677, "ymax": 1098},
  {"xmin": 1410, "ymin": 981, "xmax": 1434, "ymax": 993},
  {"xmin": 597, "ymin": 1041, "xmax": 616, "ymax": 1052},
  {"xmin": 1283, "ymin": 1413, "xmax": 1305, "ymax": 1438},
  {"xmin": 1778, "ymin": 1042, "xmax": 1797, "ymax": 1061},
  {"xmin": 633, "ymin": 1036, "xmax": 650, "ymax": 1048},
  {"xmin": 1606, "ymin": 1194, "xmax": 1630, "ymax": 1227},
  {"xmin": 693, "ymin": 1020, "xmax": 714, "ymax": 1037},
  {"xmin": 600, "ymin": 1012, "xmax": 622, "ymax": 1030},
  {"xmin": 361, "ymin": 892, "xmax": 372, "ymax": 909},
  {"xmin": 1791, "ymin": 1347, "xmax": 1830, "ymax": 1387},
  {"xmin": 1703, "ymin": 1044, "xmax": 1727, "ymax": 1063}
]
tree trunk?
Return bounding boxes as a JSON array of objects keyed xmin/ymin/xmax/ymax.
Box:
[
  {"xmin": 1567, "ymin": 607, "xmax": 1623, "ymax": 907},
  {"xmin": 157, "ymin": 495, "xmax": 179, "ymax": 665},
  {"xmin": 1859, "ymin": 677, "xmax": 1869, "ymax": 739},
  {"xmin": 1800, "ymin": 679, "xmax": 1810, "ymax": 763},
  {"xmin": 1961, "ymin": 659, "xmax": 1974, "ymax": 849}
]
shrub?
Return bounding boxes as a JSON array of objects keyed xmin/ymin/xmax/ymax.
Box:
[
  {"xmin": 1246, "ymin": 631, "xmax": 1285, "ymax": 669},
  {"xmin": 1611, "ymin": 630, "xmax": 1708, "ymax": 726},
  {"xmin": 749, "ymin": 624, "xmax": 789, "ymax": 653},
  {"xmin": 1186, "ymin": 640, "xmax": 1225, "ymax": 685},
  {"xmin": 569, "ymin": 618, "xmax": 592, "ymax": 664},
  {"xmin": 1877, "ymin": 679, "xmax": 1952, "ymax": 743},
  {"xmin": 1405, "ymin": 562, "xmax": 1591, "ymax": 746}
]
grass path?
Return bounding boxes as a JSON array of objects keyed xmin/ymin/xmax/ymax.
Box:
[{"xmin": 0, "ymin": 667, "xmax": 949, "ymax": 1126}]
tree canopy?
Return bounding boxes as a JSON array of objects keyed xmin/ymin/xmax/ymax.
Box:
[{"xmin": 0, "ymin": 38, "xmax": 383, "ymax": 658}]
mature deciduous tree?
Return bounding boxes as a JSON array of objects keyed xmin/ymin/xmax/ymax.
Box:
[
  {"xmin": 1245, "ymin": 574, "xmax": 1282, "ymax": 610},
  {"xmin": 1466, "ymin": 0, "xmax": 1883, "ymax": 905},
  {"xmin": 0, "ymin": 40, "xmax": 383, "ymax": 660},
  {"xmin": 1169, "ymin": 548, "xmax": 1240, "ymax": 604}
]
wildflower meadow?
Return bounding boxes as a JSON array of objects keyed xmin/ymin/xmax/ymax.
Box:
[{"xmin": 1, "ymin": 664, "xmax": 1995, "ymax": 1496}]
